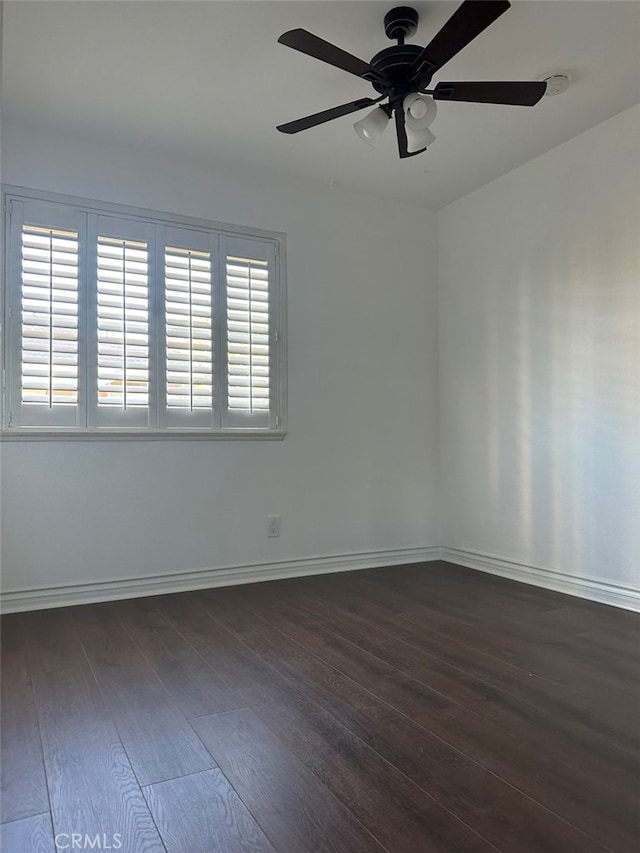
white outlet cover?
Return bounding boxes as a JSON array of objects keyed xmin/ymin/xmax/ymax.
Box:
[{"xmin": 267, "ymin": 515, "xmax": 281, "ymax": 537}]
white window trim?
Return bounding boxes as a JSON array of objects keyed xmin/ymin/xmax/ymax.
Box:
[{"xmin": 1, "ymin": 185, "xmax": 287, "ymax": 441}]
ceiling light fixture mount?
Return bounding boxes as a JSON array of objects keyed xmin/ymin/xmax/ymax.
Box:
[
  {"xmin": 276, "ymin": 2, "xmax": 548, "ymax": 160},
  {"xmin": 384, "ymin": 6, "xmax": 419, "ymax": 43}
]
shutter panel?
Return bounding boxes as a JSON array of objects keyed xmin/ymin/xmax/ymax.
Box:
[
  {"xmin": 22, "ymin": 225, "xmax": 79, "ymax": 405},
  {"xmin": 6, "ymin": 201, "xmax": 86, "ymax": 428},
  {"xmin": 97, "ymin": 236, "xmax": 149, "ymax": 407},
  {"xmin": 221, "ymin": 236, "xmax": 276, "ymax": 429},
  {"xmin": 160, "ymin": 226, "xmax": 217, "ymax": 428},
  {"xmin": 88, "ymin": 216, "xmax": 155, "ymax": 428}
]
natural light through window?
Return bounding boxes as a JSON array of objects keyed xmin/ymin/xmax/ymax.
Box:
[
  {"xmin": 97, "ymin": 236, "xmax": 149, "ymax": 408},
  {"xmin": 226, "ymin": 255, "xmax": 270, "ymax": 413},
  {"xmin": 165, "ymin": 246, "xmax": 213, "ymax": 411},
  {"xmin": 21, "ymin": 224, "xmax": 79, "ymax": 407},
  {"xmin": 4, "ymin": 190, "xmax": 285, "ymax": 436}
]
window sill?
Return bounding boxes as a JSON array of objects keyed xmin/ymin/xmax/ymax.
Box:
[{"xmin": 0, "ymin": 429, "xmax": 287, "ymax": 442}]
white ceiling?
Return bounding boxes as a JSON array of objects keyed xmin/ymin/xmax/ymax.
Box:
[{"xmin": 3, "ymin": 1, "xmax": 639, "ymax": 208}]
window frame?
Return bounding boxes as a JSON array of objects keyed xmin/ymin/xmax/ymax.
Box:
[{"xmin": 1, "ymin": 185, "xmax": 287, "ymax": 441}]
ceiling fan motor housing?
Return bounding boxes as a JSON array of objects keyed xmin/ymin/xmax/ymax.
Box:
[{"xmin": 370, "ymin": 45, "xmax": 424, "ymax": 94}]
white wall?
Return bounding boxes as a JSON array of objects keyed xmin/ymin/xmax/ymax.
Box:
[
  {"xmin": 0, "ymin": 122, "xmax": 440, "ymax": 596},
  {"xmin": 4, "ymin": 105, "xmax": 638, "ymax": 608},
  {"xmin": 438, "ymin": 105, "xmax": 640, "ymax": 594}
]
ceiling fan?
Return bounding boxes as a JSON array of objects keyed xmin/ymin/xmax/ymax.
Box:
[{"xmin": 276, "ymin": 1, "xmax": 547, "ymax": 158}]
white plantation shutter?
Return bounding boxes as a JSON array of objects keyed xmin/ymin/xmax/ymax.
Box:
[
  {"xmin": 3, "ymin": 190, "xmax": 285, "ymax": 435},
  {"xmin": 88, "ymin": 216, "xmax": 155, "ymax": 428},
  {"xmin": 160, "ymin": 226, "xmax": 217, "ymax": 428},
  {"xmin": 22, "ymin": 225, "xmax": 79, "ymax": 405},
  {"xmin": 6, "ymin": 200, "xmax": 86, "ymax": 428},
  {"xmin": 221, "ymin": 236, "xmax": 276, "ymax": 429}
]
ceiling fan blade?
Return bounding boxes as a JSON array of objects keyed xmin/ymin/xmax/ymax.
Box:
[
  {"xmin": 394, "ymin": 108, "xmax": 424, "ymax": 159},
  {"xmin": 411, "ymin": 1, "xmax": 511, "ymax": 81},
  {"xmin": 277, "ymin": 98, "xmax": 379, "ymax": 134},
  {"xmin": 434, "ymin": 81, "xmax": 547, "ymax": 106},
  {"xmin": 278, "ymin": 29, "xmax": 384, "ymax": 83}
]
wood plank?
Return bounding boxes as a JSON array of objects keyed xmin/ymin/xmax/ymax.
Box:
[
  {"xmin": 0, "ymin": 616, "xmax": 49, "ymax": 823},
  {"xmin": 365, "ymin": 568, "xmax": 640, "ymax": 687},
  {"xmin": 288, "ymin": 585, "xmax": 640, "ymax": 751},
  {"xmin": 203, "ymin": 587, "xmax": 607, "ymax": 853},
  {"xmin": 424, "ymin": 561, "xmax": 640, "ymax": 630},
  {"xmin": 418, "ymin": 702, "xmax": 640, "ymax": 853},
  {"xmin": 390, "ymin": 574, "xmax": 640, "ymax": 676},
  {"xmin": 256, "ymin": 587, "xmax": 500, "ymax": 709},
  {"xmin": 0, "ymin": 814, "xmax": 54, "ymax": 853},
  {"xmin": 193, "ymin": 708, "xmax": 383, "ymax": 853},
  {"xmin": 2, "ymin": 561, "xmax": 637, "ymax": 853},
  {"xmin": 158, "ymin": 591, "xmax": 495, "ymax": 853},
  {"xmin": 75, "ymin": 602, "xmax": 214, "ymax": 785},
  {"xmin": 25, "ymin": 609, "xmax": 165, "ymax": 853},
  {"xmin": 370, "ymin": 564, "xmax": 558, "ymax": 621},
  {"xmin": 261, "ymin": 592, "xmax": 639, "ymax": 852},
  {"xmin": 111, "ymin": 597, "xmax": 244, "ymax": 719},
  {"xmin": 143, "ymin": 768, "xmax": 276, "ymax": 853},
  {"xmin": 299, "ymin": 571, "xmax": 640, "ymax": 751},
  {"xmin": 545, "ymin": 608, "xmax": 640, "ymax": 665},
  {"xmin": 274, "ymin": 588, "xmax": 506, "ymax": 707},
  {"xmin": 261, "ymin": 585, "xmax": 639, "ymax": 852}
]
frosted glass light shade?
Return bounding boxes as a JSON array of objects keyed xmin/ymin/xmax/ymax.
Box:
[
  {"xmin": 406, "ymin": 125, "xmax": 436, "ymax": 153},
  {"xmin": 403, "ymin": 94, "xmax": 438, "ymax": 130},
  {"xmin": 353, "ymin": 107, "xmax": 390, "ymax": 147},
  {"xmin": 403, "ymin": 94, "xmax": 437, "ymax": 153}
]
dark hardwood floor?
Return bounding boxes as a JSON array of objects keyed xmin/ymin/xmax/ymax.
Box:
[{"xmin": 1, "ymin": 561, "xmax": 639, "ymax": 853}]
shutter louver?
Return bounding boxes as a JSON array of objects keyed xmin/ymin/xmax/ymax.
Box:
[
  {"xmin": 165, "ymin": 246, "xmax": 213, "ymax": 410},
  {"xmin": 97, "ymin": 235, "xmax": 149, "ymax": 409},
  {"xmin": 226, "ymin": 255, "xmax": 270, "ymax": 414},
  {"xmin": 21, "ymin": 224, "xmax": 79, "ymax": 407}
]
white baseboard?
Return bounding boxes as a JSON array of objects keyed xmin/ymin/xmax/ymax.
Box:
[
  {"xmin": 4, "ymin": 544, "xmax": 637, "ymax": 614},
  {"xmin": 0, "ymin": 545, "xmax": 442, "ymax": 613},
  {"xmin": 442, "ymin": 546, "xmax": 640, "ymax": 612}
]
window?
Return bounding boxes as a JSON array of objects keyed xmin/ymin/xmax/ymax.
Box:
[{"xmin": 2, "ymin": 189, "xmax": 286, "ymax": 437}]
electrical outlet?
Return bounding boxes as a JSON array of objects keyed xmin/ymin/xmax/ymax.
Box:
[{"xmin": 267, "ymin": 515, "xmax": 281, "ymax": 537}]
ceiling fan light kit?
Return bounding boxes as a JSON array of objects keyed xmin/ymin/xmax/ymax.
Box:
[{"xmin": 276, "ymin": 1, "xmax": 548, "ymax": 160}]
